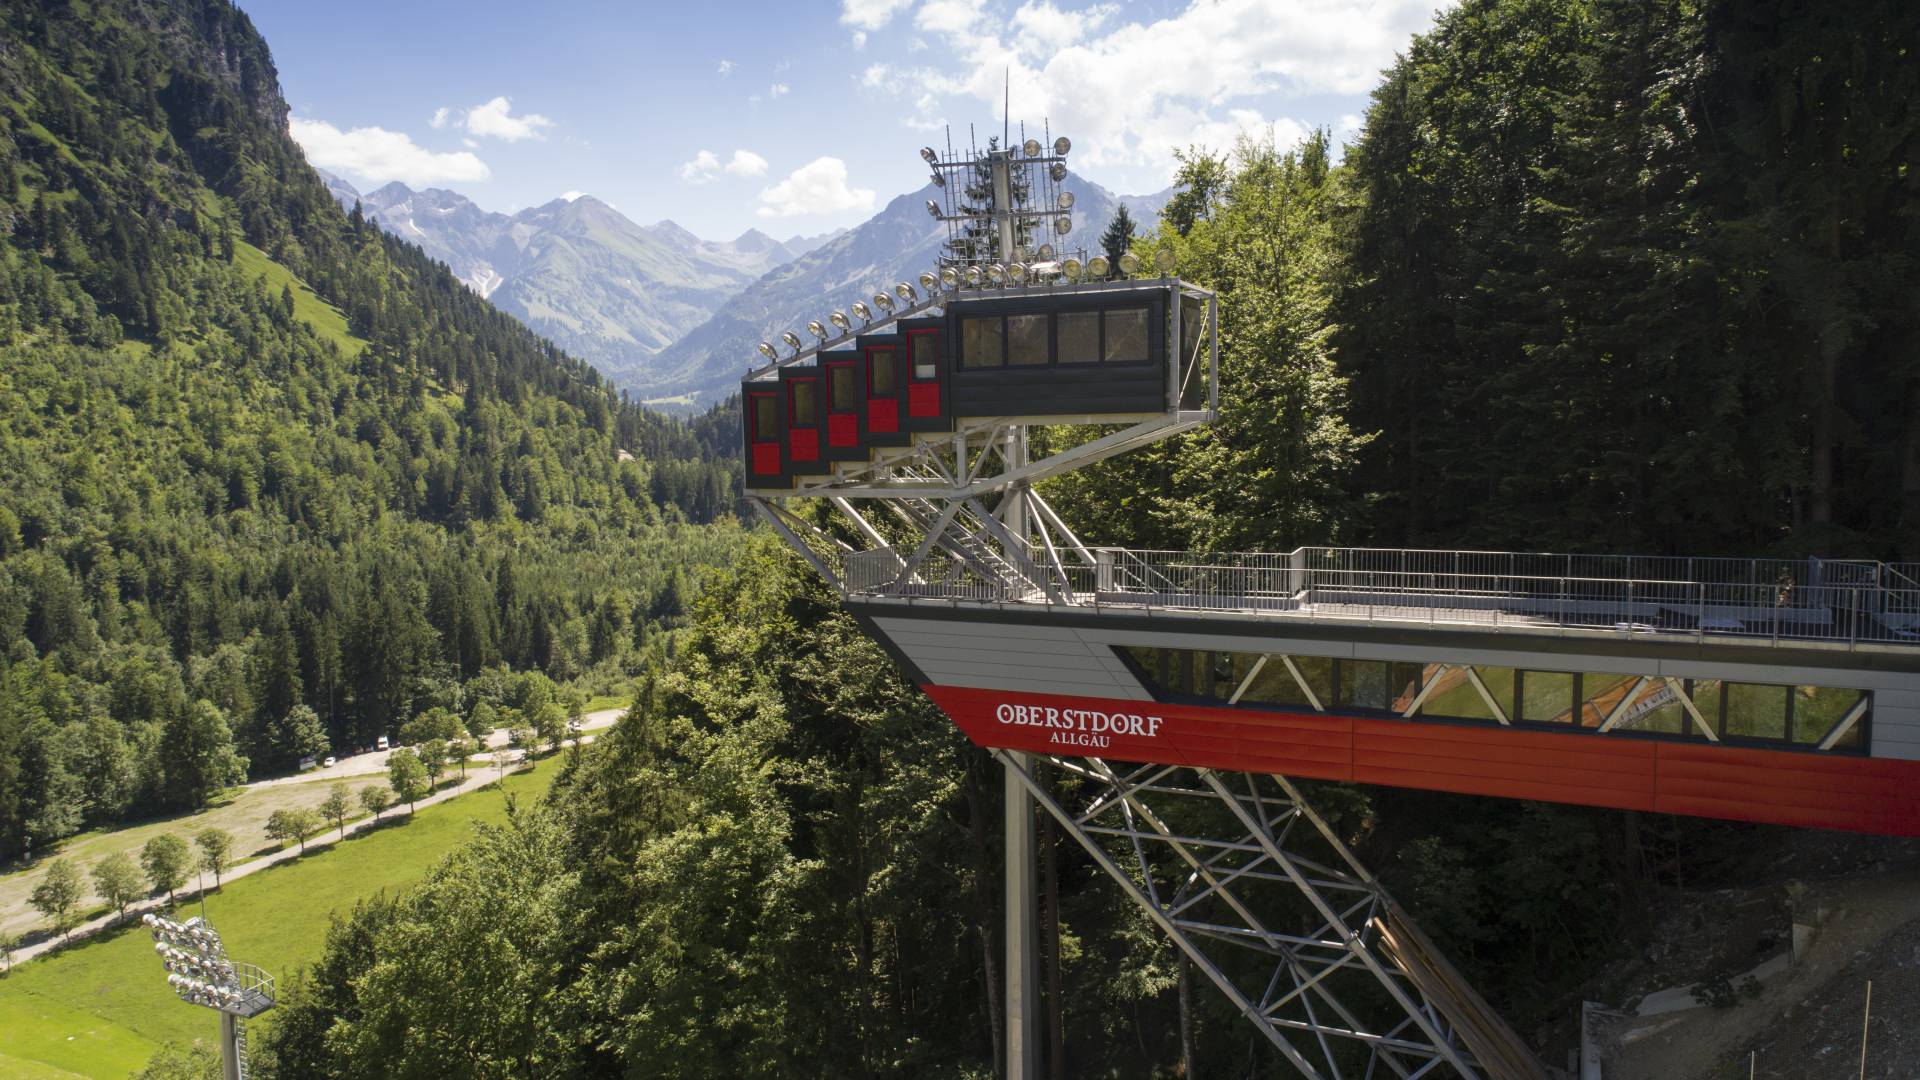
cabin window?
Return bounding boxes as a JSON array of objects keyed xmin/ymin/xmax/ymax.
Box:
[
  {"xmin": 752, "ymin": 397, "xmax": 778, "ymax": 441},
  {"xmin": 1794, "ymin": 686, "xmax": 1863, "ymax": 745},
  {"xmin": 1057, "ymin": 311, "xmax": 1100, "ymax": 364},
  {"xmin": 910, "ymin": 334, "xmax": 937, "ymax": 379},
  {"xmin": 790, "ymin": 381, "xmax": 818, "ymax": 426},
  {"xmin": 1007, "ymin": 314, "xmax": 1049, "ymax": 366},
  {"xmin": 830, "ymin": 366, "xmax": 859, "ymax": 410},
  {"xmin": 1724, "ymin": 683, "xmax": 1787, "ymax": 740},
  {"xmin": 870, "ymin": 348, "xmax": 898, "ymax": 394},
  {"xmin": 1103, "ymin": 307, "xmax": 1150, "ymax": 363},
  {"xmin": 1518, "ymin": 671, "xmax": 1575, "ymax": 723},
  {"xmin": 962, "ymin": 316, "xmax": 1005, "ymax": 367}
]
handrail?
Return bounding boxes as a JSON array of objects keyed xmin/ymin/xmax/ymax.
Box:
[{"xmin": 842, "ymin": 544, "xmax": 1920, "ymax": 651}]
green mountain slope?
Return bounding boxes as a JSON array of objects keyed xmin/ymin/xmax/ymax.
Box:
[{"xmin": 0, "ymin": 0, "xmax": 736, "ymax": 863}]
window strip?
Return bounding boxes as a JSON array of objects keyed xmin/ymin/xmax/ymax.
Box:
[
  {"xmin": 1596, "ymin": 676, "xmax": 1653, "ymax": 732},
  {"xmin": 1666, "ymin": 677, "xmax": 1719, "ymax": 742},
  {"xmin": 1227, "ymin": 655, "xmax": 1269, "ymax": 706},
  {"xmin": 1400, "ymin": 666, "xmax": 1450, "ymax": 718},
  {"xmin": 1463, "ymin": 667, "xmax": 1510, "ymax": 725}
]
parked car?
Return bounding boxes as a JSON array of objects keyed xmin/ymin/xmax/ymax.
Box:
[
  {"xmin": 298, "ymin": 755, "xmax": 316, "ymax": 771},
  {"xmin": 375, "ymin": 735, "xmax": 390, "ymax": 751},
  {"xmin": 323, "ymin": 755, "xmax": 337, "ymax": 768}
]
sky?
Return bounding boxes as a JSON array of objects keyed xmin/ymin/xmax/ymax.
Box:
[{"xmin": 248, "ymin": 0, "xmax": 1451, "ymax": 242}]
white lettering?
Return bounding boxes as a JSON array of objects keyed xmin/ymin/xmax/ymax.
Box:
[{"xmin": 995, "ymin": 701, "xmax": 1166, "ymax": 740}]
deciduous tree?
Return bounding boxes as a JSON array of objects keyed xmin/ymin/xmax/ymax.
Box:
[
  {"xmin": 140, "ymin": 834, "xmax": 191, "ymax": 905},
  {"xmin": 91, "ymin": 851, "xmax": 144, "ymax": 918}
]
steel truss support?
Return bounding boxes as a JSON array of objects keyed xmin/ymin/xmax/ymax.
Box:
[{"xmin": 996, "ymin": 752, "xmax": 1547, "ymax": 1080}]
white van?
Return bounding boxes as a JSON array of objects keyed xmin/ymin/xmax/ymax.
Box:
[{"xmin": 376, "ymin": 735, "xmax": 390, "ymax": 751}]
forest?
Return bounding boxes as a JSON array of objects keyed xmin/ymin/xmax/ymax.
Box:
[
  {"xmin": 0, "ymin": 0, "xmax": 742, "ymax": 862},
  {"xmin": 253, "ymin": 0, "xmax": 1918, "ymax": 1078}
]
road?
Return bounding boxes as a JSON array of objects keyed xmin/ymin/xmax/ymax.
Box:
[
  {"xmin": 248, "ymin": 707, "xmax": 625, "ymax": 789},
  {"xmin": 6, "ymin": 708, "xmax": 627, "ymax": 967}
]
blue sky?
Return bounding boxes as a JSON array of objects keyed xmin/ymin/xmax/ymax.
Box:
[{"xmin": 249, "ymin": 0, "xmax": 1450, "ymax": 241}]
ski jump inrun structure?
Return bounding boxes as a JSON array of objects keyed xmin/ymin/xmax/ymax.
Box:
[{"xmin": 738, "ymin": 131, "xmax": 1920, "ymax": 1080}]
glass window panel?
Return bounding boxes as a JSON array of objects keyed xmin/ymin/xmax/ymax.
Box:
[
  {"xmin": 1007, "ymin": 313, "xmax": 1049, "ymax": 366},
  {"xmin": 790, "ymin": 381, "xmax": 817, "ymax": 425},
  {"xmin": 1724, "ymin": 683, "xmax": 1788, "ymax": 741},
  {"xmin": 1180, "ymin": 296, "xmax": 1205, "ymax": 365},
  {"xmin": 1618, "ymin": 681, "xmax": 1689, "ymax": 735},
  {"xmin": 752, "ymin": 397, "xmax": 778, "ymax": 441},
  {"xmin": 1689, "ymin": 679, "xmax": 1726, "ymax": 736},
  {"xmin": 1520, "ymin": 671, "xmax": 1576, "ymax": 723},
  {"xmin": 1793, "ymin": 686, "xmax": 1863, "ymax": 745},
  {"xmin": 1388, "ymin": 663, "xmax": 1427, "ymax": 713},
  {"xmin": 1579, "ymin": 673, "xmax": 1644, "ymax": 728},
  {"xmin": 1103, "ymin": 308, "xmax": 1150, "ymax": 363},
  {"xmin": 1338, "ymin": 660, "xmax": 1393, "ymax": 711},
  {"xmin": 1826, "ymin": 711, "xmax": 1866, "ymax": 751},
  {"xmin": 1292, "ymin": 656, "xmax": 1336, "ymax": 707},
  {"xmin": 962, "ymin": 316, "xmax": 1004, "ymax": 367},
  {"xmin": 870, "ymin": 349, "xmax": 898, "ymax": 395},
  {"xmin": 1418, "ymin": 666, "xmax": 1509, "ymax": 722},
  {"xmin": 1057, "ymin": 311, "xmax": 1100, "ymax": 363},
  {"xmin": 910, "ymin": 335, "xmax": 937, "ymax": 379},
  {"xmin": 830, "ymin": 365, "xmax": 859, "ymax": 409},
  {"xmin": 1237, "ymin": 655, "xmax": 1332, "ymax": 709}
]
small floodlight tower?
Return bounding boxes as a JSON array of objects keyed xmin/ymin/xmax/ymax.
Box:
[{"xmin": 142, "ymin": 912, "xmax": 275, "ymax": 1080}]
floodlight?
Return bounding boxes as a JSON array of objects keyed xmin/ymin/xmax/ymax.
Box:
[
  {"xmin": 1050, "ymin": 163, "xmax": 1067, "ymax": 182},
  {"xmin": 926, "ymin": 200, "xmax": 940, "ymax": 218},
  {"xmin": 1023, "ymin": 138, "xmax": 1042, "ymax": 157},
  {"xmin": 1155, "ymin": 248, "xmax": 1177, "ymax": 274},
  {"xmin": 931, "ymin": 172, "xmax": 946, "ymax": 187},
  {"xmin": 964, "ymin": 266, "xmax": 984, "ymax": 286},
  {"xmin": 780, "ymin": 330, "xmax": 803, "ymax": 351},
  {"xmin": 807, "ymin": 321, "xmax": 829, "ymax": 340},
  {"xmin": 940, "ymin": 266, "xmax": 961, "ymax": 287},
  {"xmin": 1118, "ymin": 252, "xmax": 1140, "ymax": 275},
  {"xmin": 868, "ymin": 293, "xmax": 892, "ymax": 314},
  {"xmin": 830, "ymin": 310, "xmax": 852, "ymax": 331},
  {"xmin": 894, "ymin": 282, "xmax": 917, "ymax": 303},
  {"xmin": 987, "ymin": 263, "xmax": 1007, "ymax": 283},
  {"xmin": 1062, "ymin": 258, "xmax": 1083, "ymax": 281},
  {"xmin": 1007, "ymin": 262, "xmax": 1028, "ymax": 283},
  {"xmin": 757, "ymin": 341, "xmax": 779, "ymax": 362},
  {"xmin": 852, "ymin": 301, "xmax": 873, "ymax": 321},
  {"xmin": 1053, "ymin": 215, "xmax": 1071, "ymax": 235},
  {"xmin": 920, "ymin": 146, "xmax": 938, "ymax": 164},
  {"xmin": 919, "ymin": 270, "xmax": 940, "ymax": 292},
  {"xmin": 1036, "ymin": 243, "xmax": 1054, "ymax": 261},
  {"xmin": 1056, "ymin": 191, "xmax": 1074, "ymax": 210},
  {"xmin": 1054, "ymin": 136, "xmax": 1070, "ymax": 156},
  {"xmin": 1087, "ymin": 255, "xmax": 1110, "ymax": 278}
]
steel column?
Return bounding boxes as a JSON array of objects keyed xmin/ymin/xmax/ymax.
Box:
[{"xmin": 1005, "ymin": 751, "xmax": 1041, "ymax": 1079}]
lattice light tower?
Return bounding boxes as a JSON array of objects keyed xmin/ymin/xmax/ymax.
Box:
[
  {"xmin": 143, "ymin": 912, "xmax": 275, "ymax": 1080},
  {"xmin": 739, "ymin": 130, "xmax": 1541, "ymax": 1078}
]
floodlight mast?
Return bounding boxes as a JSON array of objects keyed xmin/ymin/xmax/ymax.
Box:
[{"xmin": 142, "ymin": 913, "xmax": 274, "ymax": 1080}]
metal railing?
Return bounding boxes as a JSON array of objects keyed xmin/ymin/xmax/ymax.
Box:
[{"xmin": 842, "ymin": 544, "xmax": 1920, "ymax": 650}]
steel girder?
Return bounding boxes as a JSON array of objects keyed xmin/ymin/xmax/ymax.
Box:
[{"xmin": 997, "ymin": 753, "xmax": 1544, "ymax": 1080}]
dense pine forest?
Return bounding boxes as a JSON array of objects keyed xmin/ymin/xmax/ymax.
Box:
[
  {"xmin": 0, "ymin": 0, "xmax": 742, "ymax": 862},
  {"xmin": 249, "ymin": 2, "xmax": 1918, "ymax": 1079}
]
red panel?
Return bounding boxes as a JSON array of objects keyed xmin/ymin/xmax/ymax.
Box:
[
  {"xmin": 869, "ymin": 397, "xmax": 900, "ymax": 433},
  {"xmin": 915, "ymin": 684, "xmax": 1920, "ymax": 837},
  {"xmin": 751, "ymin": 442, "xmax": 780, "ymax": 475},
  {"xmin": 828, "ymin": 412, "xmax": 858, "ymax": 447},
  {"xmin": 909, "ymin": 381, "xmax": 941, "ymax": 418},
  {"xmin": 789, "ymin": 427, "xmax": 819, "ymax": 462}
]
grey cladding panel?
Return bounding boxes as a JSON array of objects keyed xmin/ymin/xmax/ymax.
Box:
[
  {"xmin": 1873, "ymin": 708, "xmax": 1920, "ymax": 761},
  {"xmin": 872, "ymin": 616, "xmax": 1151, "ymax": 700}
]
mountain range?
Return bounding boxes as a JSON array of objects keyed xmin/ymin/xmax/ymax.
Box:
[
  {"xmin": 325, "ymin": 170, "xmax": 1168, "ymax": 409},
  {"xmin": 320, "ymin": 173, "xmax": 843, "ymax": 385},
  {"xmin": 639, "ymin": 176, "xmax": 1172, "ymax": 408}
]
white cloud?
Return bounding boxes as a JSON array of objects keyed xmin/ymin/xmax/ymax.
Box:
[
  {"xmin": 462, "ymin": 137, "xmax": 479, "ymax": 149},
  {"xmin": 841, "ymin": 0, "xmax": 912, "ymax": 31},
  {"xmin": 757, "ymin": 156, "xmax": 876, "ymax": 218},
  {"xmin": 852, "ymin": 31, "xmax": 868, "ymax": 49},
  {"xmin": 289, "ymin": 117, "xmax": 490, "ymax": 187},
  {"xmin": 717, "ymin": 59, "xmax": 735, "ymax": 77},
  {"xmin": 679, "ymin": 149, "xmax": 722, "ymax": 183},
  {"xmin": 461, "ymin": 96, "xmax": 554, "ymax": 142},
  {"xmin": 770, "ymin": 83, "xmax": 790, "ymax": 98},
  {"xmin": 429, "ymin": 106, "xmax": 450, "ymax": 129},
  {"xmin": 865, "ymin": 0, "xmax": 1440, "ymax": 180},
  {"xmin": 725, "ymin": 149, "xmax": 769, "ymax": 178},
  {"xmin": 681, "ymin": 148, "xmax": 770, "ymax": 183}
]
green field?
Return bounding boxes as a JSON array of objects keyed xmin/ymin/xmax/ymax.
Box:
[
  {"xmin": 0, "ymin": 760, "xmax": 558, "ymax": 1079},
  {"xmin": 229, "ymin": 239, "xmax": 366, "ymax": 356}
]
